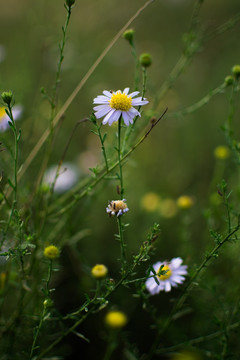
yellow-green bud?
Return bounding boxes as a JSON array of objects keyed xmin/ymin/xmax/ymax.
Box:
[
  {"xmin": 139, "ymin": 53, "xmax": 152, "ymax": 68},
  {"xmin": 44, "ymin": 245, "xmax": 60, "ymax": 259},
  {"xmin": 65, "ymin": 0, "xmax": 75, "ymax": 7},
  {"xmin": 122, "ymin": 29, "xmax": 135, "ymax": 43},
  {"xmin": 1, "ymin": 91, "xmax": 13, "ymax": 105},
  {"xmin": 43, "ymin": 298, "xmax": 53, "ymax": 308},
  {"xmin": 232, "ymin": 65, "xmax": 240, "ymax": 78},
  {"xmin": 224, "ymin": 75, "xmax": 234, "ymax": 86}
]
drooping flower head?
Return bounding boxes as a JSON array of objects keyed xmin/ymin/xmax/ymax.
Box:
[
  {"xmin": 146, "ymin": 257, "xmax": 187, "ymax": 294},
  {"xmin": 106, "ymin": 199, "xmax": 129, "ymax": 217},
  {"xmin": 93, "ymin": 88, "xmax": 148, "ymax": 126},
  {"xmin": 0, "ymin": 105, "xmax": 23, "ymax": 132}
]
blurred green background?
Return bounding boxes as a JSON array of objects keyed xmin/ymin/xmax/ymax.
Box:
[{"xmin": 1, "ymin": 0, "xmax": 240, "ymax": 358}]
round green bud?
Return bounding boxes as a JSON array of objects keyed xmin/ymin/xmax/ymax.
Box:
[
  {"xmin": 122, "ymin": 29, "xmax": 135, "ymax": 43},
  {"xmin": 224, "ymin": 75, "xmax": 234, "ymax": 86},
  {"xmin": 65, "ymin": 0, "xmax": 75, "ymax": 7},
  {"xmin": 139, "ymin": 53, "xmax": 152, "ymax": 68},
  {"xmin": 43, "ymin": 298, "xmax": 53, "ymax": 308},
  {"xmin": 1, "ymin": 91, "xmax": 13, "ymax": 105},
  {"xmin": 232, "ymin": 65, "xmax": 240, "ymax": 78}
]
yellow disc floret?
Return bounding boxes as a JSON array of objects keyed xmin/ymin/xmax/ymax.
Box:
[
  {"xmin": 105, "ymin": 311, "xmax": 127, "ymax": 328},
  {"xmin": 91, "ymin": 264, "xmax": 108, "ymax": 279},
  {"xmin": 158, "ymin": 265, "xmax": 172, "ymax": 280},
  {"xmin": 109, "ymin": 92, "xmax": 132, "ymax": 111},
  {"xmin": 44, "ymin": 245, "xmax": 60, "ymax": 260}
]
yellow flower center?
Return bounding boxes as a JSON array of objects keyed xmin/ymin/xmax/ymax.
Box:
[
  {"xmin": 0, "ymin": 107, "xmax": 6, "ymax": 122},
  {"xmin": 158, "ymin": 265, "xmax": 172, "ymax": 280},
  {"xmin": 109, "ymin": 92, "xmax": 132, "ymax": 111}
]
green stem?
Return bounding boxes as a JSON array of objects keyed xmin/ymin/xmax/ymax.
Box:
[
  {"xmin": 2, "ymin": 105, "xmax": 20, "ymax": 245},
  {"xmin": 130, "ymin": 40, "xmax": 139, "ymax": 91},
  {"xmin": 117, "ymin": 216, "xmax": 126, "ymax": 274},
  {"xmin": 95, "ymin": 122, "xmax": 109, "ymax": 171},
  {"xmin": 168, "ymin": 83, "xmax": 226, "ymax": 118},
  {"xmin": 46, "ymin": 260, "xmax": 53, "ymax": 297},
  {"xmin": 118, "ymin": 116, "xmax": 124, "ymax": 199}
]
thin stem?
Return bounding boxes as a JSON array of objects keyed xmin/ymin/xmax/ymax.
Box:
[
  {"xmin": 130, "ymin": 40, "xmax": 139, "ymax": 91},
  {"xmin": 168, "ymin": 83, "xmax": 226, "ymax": 119},
  {"xmin": 95, "ymin": 121, "xmax": 109, "ymax": 171},
  {"xmin": 35, "ymin": 3, "xmax": 73, "ymax": 189},
  {"xmin": 118, "ymin": 116, "xmax": 124, "ymax": 199},
  {"xmin": 2, "ymin": 105, "xmax": 20, "ymax": 244},
  {"xmin": 117, "ymin": 216, "xmax": 126, "ymax": 274}
]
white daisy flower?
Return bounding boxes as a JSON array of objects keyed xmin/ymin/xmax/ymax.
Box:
[
  {"xmin": 93, "ymin": 88, "xmax": 148, "ymax": 126},
  {"xmin": 106, "ymin": 199, "xmax": 129, "ymax": 217},
  {"xmin": 43, "ymin": 162, "xmax": 79, "ymax": 193},
  {"xmin": 0, "ymin": 105, "xmax": 23, "ymax": 132},
  {"xmin": 146, "ymin": 257, "xmax": 187, "ymax": 294}
]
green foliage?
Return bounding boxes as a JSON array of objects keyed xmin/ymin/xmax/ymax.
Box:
[{"xmin": 1, "ymin": 1, "xmax": 240, "ymax": 359}]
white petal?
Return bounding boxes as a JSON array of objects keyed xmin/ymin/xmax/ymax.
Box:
[
  {"xmin": 93, "ymin": 104, "xmax": 109, "ymax": 111},
  {"xmin": 122, "ymin": 111, "xmax": 131, "ymax": 126},
  {"xmin": 123, "ymin": 88, "xmax": 130, "ymax": 95},
  {"xmin": 170, "ymin": 257, "xmax": 183, "ymax": 269},
  {"xmin": 128, "ymin": 91, "xmax": 139, "ymax": 98},
  {"xmin": 132, "ymin": 97, "xmax": 149, "ymax": 106},
  {"xmin": 164, "ymin": 281, "xmax": 171, "ymax": 292},
  {"xmin": 108, "ymin": 110, "xmax": 121, "ymax": 125},
  {"xmin": 128, "ymin": 107, "xmax": 141, "ymax": 117},
  {"xmin": 102, "ymin": 109, "xmax": 115, "ymax": 125},
  {"xmin": 93, "ymin": 96, "xmax": 110, "ymax": 104},
  {"xmin": 103, "ymin": 90, "xmax": 113, "ymax": 98},
  {"xmin": 95, "ymin": 106, "xmax": 111, "ymax": 119},
  {"xmin": 152, "ymin": 262, "xmax": 162, "ymax": 272},
  {"xmin": 171, "ymin": 274, "xmax": 185, "ymax": 284}
]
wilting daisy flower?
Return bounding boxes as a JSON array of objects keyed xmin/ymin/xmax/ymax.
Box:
[
  {"xmin": 146, "ymin": 257, "xmax": 187, "ymax": 294},
  {"xmin": 93, "ymin": 88, "xmax": 148, "ymax": 126},
  {"xmin": 0, "ymin": 105, "xmax": 23, "ymax": 132},
  {"xmin": 43, "ymin": 162, "xmax": 79, "ymax": 193},
  {"xmin": 106, "ymin": 199, "xmax": 129, "ymax": 217}
]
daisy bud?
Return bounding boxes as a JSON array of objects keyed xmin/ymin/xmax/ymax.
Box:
[
  {"xmin": 91, "ymin": 264, "xmax": 108, "ymax": 279},
  {"xmin": 232, "ymin": 65, "xmax": 240, "ymax": 79},
  {"xmin": 65, "ymin": 0, "xmax": 75, "ymax": 7},
  {"xmin": 122, "ymin": 29, "xmax": 135, "ymax": 44},
  {"xmin": 44, "ymin": 245, "xmax": 60, "ymax": 260},
  {"xmin": 105, "ymin": 311, "xmax": 127, "ymax": 328},
  {"xmin": 139, "ymin": 53, "xmax": 152, "ymax": 68},
  {"xmin": 1, "ymin": 91, "xmax": 13, "ymax": 106},
  {"xmin": 224, "ymin": 75, "xmax": 234, "ymax": 86}
]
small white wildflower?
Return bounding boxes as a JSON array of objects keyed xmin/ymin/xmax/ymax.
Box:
[
  {"xmin": 146, "ymin": 257, "xmax": 187, "ymax": 294},
  {"xmin": 0, "ymin": 105, "xmax": 23, "ymax": 132},
  {"xmin": 43, "ymin": 163, "xmax": 79, "ymax": 193},
  {"xmin": 93, "ymin": 88, "xmax": 148, "ymax": 126},
  {"xmin": 106, "ymin": 199, "xmax": 129, "ymax": 217}
]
